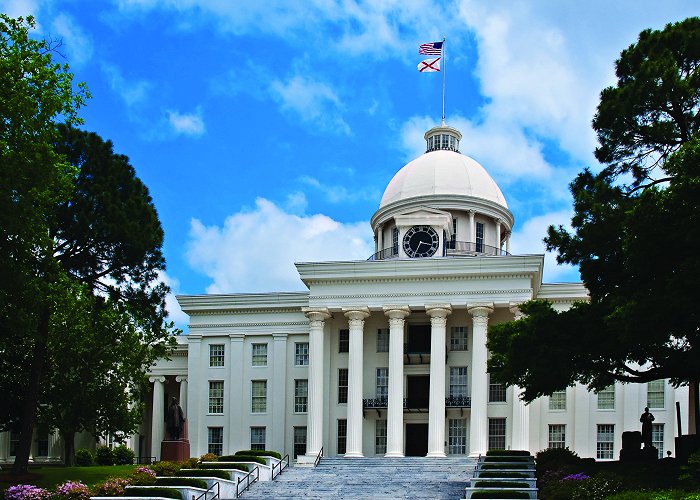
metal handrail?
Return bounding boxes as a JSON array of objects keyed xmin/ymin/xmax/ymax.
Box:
[
  {"xmin": 135, "ymin": 455, "xmax": 156, "ymax": 464},
  {"xmin": 195, "ymin": 480, "xmax": 219, "ymax": 500},
  {"xmin": 236, "ymin": 465, "xmax": 259, "ymax": 497},
  {"xmin": 271, "ymin": 454, "xmax": 290, "ymax": 480},
  {"xmin": 314, "ymin": 446, "xmax": 323, "ymax": 467},
  {"xmin": 368, "ymin": 240, "xmax": 509, "ymax": 260},
  {"xmin": 445, "ymin": 396, "xmax": 471, "ymax": 407}
]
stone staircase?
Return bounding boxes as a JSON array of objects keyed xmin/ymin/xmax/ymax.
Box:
[{"xmin": 239, "ymin": 456, "xmax": 477, "ymax": 499}]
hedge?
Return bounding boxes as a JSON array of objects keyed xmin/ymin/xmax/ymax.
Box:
[
  {"xmin": 218, "ymin": 455, "xmax": 266, "ymax": 465},
  {"xmin": 126, "ymin": 486, "xmax": 182, "ymax": 499},
  {"xmin": 176, "ymin": 469, "xmax": 232, "ymax": 480},
  {"xmin": 486, "ymin": 450, "xmax": 531, "ymax": 456},
  {"xmin": 155, "ymin": 477, "xmax": 208, "ymax": 489},
  {"xmin": 484, "ymin": 456, "xmax": 531, "ymax": 462},
  {"xmin": 233, "ymin": 449, "xmax": 282, "ymax": 459},
  {"xmin": 470, "ymin": 491, "xmax": 530, "ymax": 499},
  {"xmin": 481, "ymin": 463, "xmax": 529, "ymax": 469},
  {"xmin": 199, "ymin": 462, "xmax": 249, "ymax": 472},
  {"xmin": 472, "ymin": 481, "xmax": 530, "ymax": 488},
  {"xmin": 477, "ymin": 472, "xmax": 528, "ymax": 479}
]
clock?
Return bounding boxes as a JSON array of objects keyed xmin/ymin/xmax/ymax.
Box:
[{"xmin": 402, "ymin": 225, "xmax": 440, "ymax": 258}]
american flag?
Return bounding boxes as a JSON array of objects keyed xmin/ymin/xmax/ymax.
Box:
[{"xmin": 419, "ymin": 41, "xmax": 443, "ymax": 55}]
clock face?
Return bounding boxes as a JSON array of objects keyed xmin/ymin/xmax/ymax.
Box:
[{"xmin": 403, "ymin": 225, "xmax": 440, "ymax": 258}]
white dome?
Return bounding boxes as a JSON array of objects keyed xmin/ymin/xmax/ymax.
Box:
[{"xmin": 379, "ymin": 150, "xmax": 508, "ymax": 208}]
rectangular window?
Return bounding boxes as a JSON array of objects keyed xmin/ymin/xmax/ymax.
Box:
[
  {"xmin": 208, "ymin": 427, "xmax": 223, "ymax": 456},
  {"xmin": 250, "ymin": 427, "xmax": 266, "ymax": 451},
  {"xmin": 375, "ymin": 420, "xmax": 387, "ymax": 455},
  {"xmin": 36, "ymin": 430, "xmax": 49, "ymax": 457},
  {"xmin": 647, "ymin": 380, "xmax": 665, "ymax": 409},
  {"xmin": 376, "ymin": 368, "xmax": 388, "ymax": 400},
  {"xmin": 209, "ymin": 344, "xmax": 225, "ymax": 367},
  {"xmin": 251, "ymin": 380, "xmax": 267, "ymax": 413},
  {"xmin": 295, "ymin": 379, "xmax": 308, "ymax": 413},
  {"xmin": 208, "ymin": 381, "xmax": 224, "ymax": 414},
  {"xmin": 450, "ymin": 326, "xmax": 467, "ymax": 351},
  {"xmin": 448, "ymin": 418, "xmax": 467, "ymax": 455},
  {"xmin": 488, "ymin": 418, "xmax": 506, "ymax": 450},
  {"xmin": 293, "ymin": 427, "xmax": 307, "ymax": 459},
  {"xmin": 338, "ymin": 368, "xmax": 348, "ymax": 404},
  {"xmin": 652, "ymin": 423, "xmax": 664, "ymax": 459},
  {"xmin": 597, "ymin": 424, "xmax": 615, "ymax": 459},
  {"xmin": 597, "ymin": 385, "xmax": 615, "ymax": 410},
  {"xmin": 9, "ymin": 431, "xmax": 19, "ymax": 456},
  {"xmin": 337, "ymin": 419, "xmax": 347, "ymax": 455},
  {"xmin": 549, "ymin": 390, "xmax": 566, "ymax": 410},
  {"xmin": 449, "ymin": 367, "xmax": 468, "ymax": 398},
  {"xmin": 339, "ymin": 329, "xmax": 349, "ymax": 353},
  {"xmin": 295, "ymin": 342, "xmax": 309, "ymax": 366},
  {"xmin": 476, "ymin": 222, "xmax": 484, "ymax": 252},
  {"xmin": 376, "ymin": 328, "xmax": 389, "ymax": 352},
  {"xmin": 392, "ymin": 227, "xmax": 399, "ymax": 255},
  {"xmin": 252, "ymin": 343, "xmax": 268, "ymax": 366},
  {"xmin": 489, "ymin": 377, "xmax": 507, "ymax": 403},
  {"xmin": 548, "ymin": 424, "xmax": 566, "ymax": 449}
]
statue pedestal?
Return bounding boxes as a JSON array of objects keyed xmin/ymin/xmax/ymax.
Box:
[{"xmin": 161, "ymin": 439, "xmax": 190, "ymax": 462}]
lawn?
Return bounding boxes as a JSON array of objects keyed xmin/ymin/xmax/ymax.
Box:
[{"xmin": 0, "ymin": 465, "xmax": 137, "ymax": 493}]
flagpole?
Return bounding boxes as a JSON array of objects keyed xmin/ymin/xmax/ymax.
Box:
[{"xmin": 441, "ymin": 36, "xmax": 446, "ymax": 123}]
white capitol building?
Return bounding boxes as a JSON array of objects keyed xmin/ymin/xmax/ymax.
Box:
[{"xmin": 0, "ymin": 123, "xmax": 688, "ymax": 464}]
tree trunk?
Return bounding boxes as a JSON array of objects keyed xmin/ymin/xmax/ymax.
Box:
[
  {"xmin": 12, "ymin": 307, "xmax": 50, "ymax": 474},
  {"xmin": 62, "ymin": 431, "xmax": 76, "ymax": 466}
]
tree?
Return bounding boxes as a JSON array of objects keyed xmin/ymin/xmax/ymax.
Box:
[{"xmin": 487, "ymin": 18, "xmax": 700, "ymax": 409}]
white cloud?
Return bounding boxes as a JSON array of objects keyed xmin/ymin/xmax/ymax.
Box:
[
  {"xmin": 0, "ymin": 0, "xmax": 43, "ymax": 19},
  {"xmin": 300, "ymin": 176, "xmax": 380, "ymax": 204},
  {"xmin": 51, "ymin": 13, "xmax": 93, "ymax": 66},
  {"xmin": 185, "ymin": 198, "xmax": 374, "ymax": 293},
  {"xmin": 102, "ymin": 63, "xmax": 152, "ymax": 108},
  {"xmin": 270, "ymin": 74, "xmax": 351, "ymax": 136},
  {"xmin": 167, "ymin": 109, "xmax": 206, "ymax": 137},
  {"xmin": 158, "ymin": 271, "xmax": 189, "ymax": 329}
]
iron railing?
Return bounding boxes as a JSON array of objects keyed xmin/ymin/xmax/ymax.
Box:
[
  {"xmin": 271, "ymin": 454, "xmax": 290, "ymax": 480},
  {"xmin": 368, "ymin": 240, "xmax": 509, "ymax": 261},
  {"xmin": 314, "ymin": 446, "xmax": 323, "ymax": 467},
  {"xmin": 363, "ymin": 396, "xmax": 470, "ymax": 409},
  {"xmin": 446, "ymin": 396, "xmax": 471, "ymax": 407},
  {"xmin": 236, "ymin": 465, "xmax": 259, "ymax": 497},
  {"xmin": 195, "ymin": 480, "xmax": 219, "ymax": 500}
]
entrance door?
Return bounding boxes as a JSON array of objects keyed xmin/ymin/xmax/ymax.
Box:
[
  {"xmin": 406, "ymin": 375, "xmax": 430, "ymax": 409},
  {"xmin": 405, "ymin": 423, "xmax": 429, "ymax": 456},
  {"xmin": 293, "ymin": 426, "xmax": 307, "ymax": 459}
]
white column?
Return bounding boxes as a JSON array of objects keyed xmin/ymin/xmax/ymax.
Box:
[
  {"xmin": 384, "ymin": 306, "xmax": 410, "ymax": 457},
  {"xmin": 343, "ymin": 307, "xmax": 370, "ymax": 457},
  {"xmin": 303, "ymin": 307, "xmax": 331, "ymax": 459},
  {"xmin": 0, "ymin": 431, "xmax": 8, "ymax": 460},
  {"xmin": 468, "ymin": 303, "xmax": 494, "ymax": 457},
  {"xmin": 48, "ymin": 430, "xmax": 61, "ymax": 460},
  {"xmin": 427, "ymin": 304, "xmax": 452, "ymax": 457},
  {"xmin": 186, "ymin": 335, "xmax": 202, "ymax": 455},
  {"xmin": 176, "ymin": 375, "xmax": 188, "ymax": 440},
  {"xmin": 377, "ymin": 226, "xmax": 383, "ymax": 255},
  {"xmin": 509, "ymin": 304, "xmax": 529, "ymax": 451},
  {"xmin": 228, "ymin": 334, "xmax": 245, "ymax": 454},
  {"xmin": 272, "ymin": 333, "xmax": 288, "ymax": 454},
  {"xmin": 149, "ymin": 375, "xmax": 166, "ymax": 461},
  {"xmin": 505, "ymin": 232, "xmax": 511, "ymax": 254},
  {"xmin": 469, "ymin": 210, "xmax": 475, "ymax": 244},
  {"xmin": 495, "ymin": 219, "xmax": 502, "ymax": 252}
]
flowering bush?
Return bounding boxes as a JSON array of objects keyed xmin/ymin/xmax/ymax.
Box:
[
  {"xmin": 563, "ymin": 473, "xmax": 591, "ymax": 481},
  {"xmin": 131, "ymin": 466, "xmax": 157, "ymax": 485},
  {"xmin": 54, "ymin": 481, "xmax": 90, "ymax": 500},
  {"xmin": 91, "ymin": 477, "xmax": 132, "ymax": 497},
  {"xmin": 4, "ymin": 484, "xmax": 51, "ymax": 500}
]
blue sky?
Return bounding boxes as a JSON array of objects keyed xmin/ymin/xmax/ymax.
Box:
[{"xmin": 3, "ymin": 0, "xmax": 698, "ymax": 327}]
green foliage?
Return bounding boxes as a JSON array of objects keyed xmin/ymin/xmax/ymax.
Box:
[
  {"xmin": 155, "ymin": 477, "xmax": 208, "ymax": 489},
  {"xmin": 179, "ymin": 457, "xmax": 199, "ymax": 469},
  {"xmin": 536, "ymin": 447, "xmax": 581, "ymax": 471},
  {"xmin": 481, "ymin": 463, "xmax": 529, "ymax": 470},
  {"xmin": 472, "ymin": 481, "xmax": 530, "ymax": 488},
  {"xmin": 112, "ymin": 445, "xmax": 135, "ymax": 465},
  {"xmin": 486, "ymin": 17, "xmax": 700, "ymax": 399},
  {"xmin": 218, "ymin": 455, "xmax": 266, "ymax": 465},
  {"xmin": 605, "ymin": 491, "xmax": 700, "ymax": 500},
  {"xmin": 198, "ymin": 453, "xmax": 218, "ymax": 462},
  {"xmin": 175, "ymin": 469, "xmax": 231, "ymax": 480},
  {"xmin": 150, "ymin": 461, "xmax": 182, "ymax": 477},
  {"xmin": 680, "ymin": 451, "xmax": 700, "ymax": 488},
  {"xmin": 484, "ymin": 456, "xmax": 531, "ymax": 462},
  {"xmin": 470, "ymin": 491, "xmax": 530, "ymax": 499},
  {"xmin": 486, "ymin": 450, "xmax": 532, "ymax": 456},
  {"xmin": 477, "ymin": 472, "xmax": 528, "ymax": 479},
  {"xmin": 74, "ymin": 449, "xmax": 94, "ymax": 467},
  {"xmin": 95, "ymin": 446, "xmax": 114, "ymax": 466},
  {"xmin": 125, "ymin": 486, "xmax": 182, "ymax": 499},
  {"xmin": 199, "ymin": 462, "xmax": 248, "ymax": 472},
  {"xmin": 233, "ymin": 449, "xmax": 282, "ymax": 459}
]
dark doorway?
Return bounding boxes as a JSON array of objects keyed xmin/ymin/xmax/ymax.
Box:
[
  {"xmin": 407, "ymin": 324, "xmax": 431, "ymax": 353},
  {"xmin": 406, "ymin": 375, "xmax": 430, "ymax": 409},
  {"xmin": 406, "ymin": 423, "xmax": 429, "ymax": 456}
]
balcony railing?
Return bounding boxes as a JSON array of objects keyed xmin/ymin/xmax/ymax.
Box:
[
  {"xmin": 362, "ymin": 396, "xmax": 471, "ymax": 413},
  {"xmin": 368, "ymin": 240, "xmax": 509, "ymax": 261}
]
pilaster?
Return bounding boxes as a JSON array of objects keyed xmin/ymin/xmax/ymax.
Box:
[
  {"xmin": 383, "ymin": 305, "xmax": 410, "ymax": 457},
  {"xmin": 509, "ymin": 303, "xmax": 529, "ymax": 451},
  {"xmin": 303, "ymin": 307, "xmax": 331, "ymax": 459},
  {"xmin": 272, "ymin": 333, "xmax": 288, "ymax": 454},
  {"xmin": 176, "ymin": 375, "xmax": 188, "ymax": 440},
  {"xmin": 186, "ymin": 335, "xmax": 202, "ymax": 455},
  {"xmin": 468, "ymin": 303, "xmax": 494, "ymax": 457},
  {"xmin": 149, "ymin": 375, "xmax": 166, "ymax": 461},
  {"xmin": 228, "ymin": 334, "xmax": 245, "ymax": 454},
  {"xmin": 343, "ymin": 307, "xmax": 370, "ymax": 457},
  {"xmin": 426, "ymin": 304, "xmax": 452, "ymax": 457}
]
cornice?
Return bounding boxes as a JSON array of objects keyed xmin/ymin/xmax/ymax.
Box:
[
  {"xmin": 307, "ymin": 288, "xmax": 532, "ymax": 301},
  {"xmin": 177, "ymin": 291, "xmax": 309, "ymax": 314},
  {"xmin": 190, "ymin": 321, "xmax": 309, "ymax": 329},
  {"xmin": 537, "ymin": 282, "xmax": 590, "ymax": 302},
  {"xmin": 187, "ymin": 307, "xmax": 304, "ymax": 317}
]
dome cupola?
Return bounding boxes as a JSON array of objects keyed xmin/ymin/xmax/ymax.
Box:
[{"xmin": 425, "ymin": 121, "xmax": 461, "ymax": 153}]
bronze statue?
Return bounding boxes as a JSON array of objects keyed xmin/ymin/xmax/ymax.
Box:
[
  {"xmin": 167, "ymin": 397, "xmax": 185, "ymax": 440},
  {"xmin": 640, "ymin": 407, "xmax": 655, "ymax": 448}
]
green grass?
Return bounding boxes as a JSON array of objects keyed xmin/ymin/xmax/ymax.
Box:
[{"xmin": 0, "ymin": 465, "xmax": 137, "ymax": 492}]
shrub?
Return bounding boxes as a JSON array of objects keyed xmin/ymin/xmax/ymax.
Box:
[
  {"xmin": 155, "ymin": 478, "xmax": 208, "ymax": 489},
  {"xmin": 151, "ymin": 461, "xmax": 182, "ymax": 477},
  {"xmin": 535, "ymin": 447, "xmax": 580, "ymax": 471},
  {"xmin": 74, "ymin": 448, "xmax": 94, "ymax": 466},
  {"xmin": 91, "ymin": 477, "xmax": 131, "ymax": 497},
  {"xmin": 481, "ymin": 463, "xmax": 528, "ymax": 469},
  {"xmin": 54, "ymin": 481, "xmax": 91, "ymax": 500},
  {"xmin": 112, "ymin": 444, "xmax": 135, "ymax": 465},
  {"xmin": 486, "ymin": 450, "xmax": 532, "ymax": 456},
  {"xmin": 569, "ymin": 473, "xmax": 623, "ymax": 500},
  {"xmin": 95, "ymin": 445, "xmax": 115, "ymax": 466},
  {"xmin": 218, "ymin": 455, "xmax": 265, "ymax": 465},
  {"xmin": 4, "ymin": 484, "xmax": 51, "ymax": 500},
  {"xmin": 179, "ymin": 457, "xmax": 199, "ymax": 469},
  {"xmin": 176, "ymin": 469, "xmax": 231, "ymax": 480},
  {"xmin": 484, "ymin": 456, "xmax": 531, "ymax": 462},
  {"xmin": 125, "ymin": 486, "xmax": 182, "ymax": 499},
  {"xmin": 131, "ymin": 466, "xmax": 157, "ymax": 485},
  {"xmin": 199, "ymin": 462, "xmax": 248, "ymax": 472},
  {"xmin": 233, "ymin": 449, "xmax": 282, "ymax": 459},
  {"xmin": 478, "ymin": 472, "xmax": 527, "ymax": 479},
  {"xmin": 680, "ymin": 451, "xmax": 700, "ymax": 488},
  {"xmin": 562, "ymin": 472, "xmax": 590, "ymax": 481},
  {"xmin": 470, "ymin": 491, "xmax": 530, "ymax": 499},
  {"xmin": 198, "ymin": 452, "xmax": 218, "ymax": 462},
  {"xmin": 473, "ymin": 481, "xmax": 530, "ymax": 488}
]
